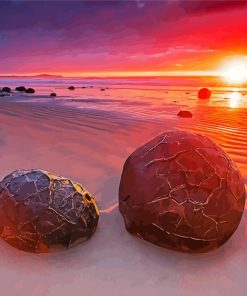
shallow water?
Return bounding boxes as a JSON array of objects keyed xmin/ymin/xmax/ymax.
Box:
[{"xmin": 1, "ymin": 76, "xmax": 247, "ymax": 188}]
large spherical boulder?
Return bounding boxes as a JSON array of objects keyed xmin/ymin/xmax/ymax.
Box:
[
  {"xmin": 198, "ymin": 88, "xmax": 211, "ymax": 99},
  {"xmin": 119, "ymin": 131, "xmax": 246, "ymax": 253},
  {"xmin": 0, "ymin": 169, "xmax": 99, "ymax": 253}
]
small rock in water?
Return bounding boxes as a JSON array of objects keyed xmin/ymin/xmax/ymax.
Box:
[
  {"xmin": 100, "ymin": 88, "xmax": 105, "ymax": 91},
  {"xmin": 82, "ymin": 86, "xmax": 87, "ymax": 89},
  {"xmin": 1, "ymin": 87, "xmax": 11, "ymax": 93},
  {"xmin": 198, "ymin": 88, "xmax": 211, "ymax": 99},
  {"xmin": 0, "ymin": 169, "xmax": 99, "ymax": 253},
  {"xmin": 50, "ymin": 92, "xmax": 57, "ymax": 97},
  {"xmin": 15, "ymin": 86, "xmax": 26, "ymax": 92},
  {"xmin": 26, "ymin": 88, "xmax": 35, "ymax": 94},
  {"xmin": 119, "ymin": 131, "xmax": 246, "ymax": 253},
  {"xmin": 68, "ymin": 86, "xmax": 75, "ymax": 90},
  {"xmin": 177, "ymin": 110, "xmax": 193, "ymax": 118}
]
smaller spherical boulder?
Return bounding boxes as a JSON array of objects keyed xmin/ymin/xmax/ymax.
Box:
[
  {"xmin": 0, "ymin": 169, "xmax": 99, "ymax": 253},
  {"xmin": 177, "ymin": 110, "xmax": 193, "ymax": 118},
  {"xmin": 50, "ymin": 92, "xmax": 57, "ymax": 97},
  {"xmin": 26, "ymin": 88, "xmax": 35, "ymax": 94},
  {"xmin": 198, "ymin": 88, "xmax": 211, "ymax": 99},
  {"xmin": 68, "ymin": 86, "xmax": 75, "ymax": 90},
  {"xmin": 119, "ymin": 131, "xmax": 246, "ymax": 253},
  {"xmin": 1, "ymin": 87, "xmax": 11, "ymax": 93},
  {"xmin": 15, "ymin": 86, "xmax": 26, "ymax": 92}
]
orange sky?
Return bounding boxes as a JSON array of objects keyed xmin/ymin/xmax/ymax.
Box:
[{"xmin": 1, "ymin": 1, "xmax": 247, "ymax": 77}]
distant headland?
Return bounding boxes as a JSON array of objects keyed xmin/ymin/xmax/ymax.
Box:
[{"xmin": 0, "ymin": 74, "xmax": 64, "ymax": 78}]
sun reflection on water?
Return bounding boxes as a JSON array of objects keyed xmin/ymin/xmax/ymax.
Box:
[{"xmin": 229, "ymin": 92, "xmax": 241, "ymax": 108}]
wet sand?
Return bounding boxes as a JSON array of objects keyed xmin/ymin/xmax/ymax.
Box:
[{"xmin": 0, "ymin": 99, "xmax": 246, "ymax": 296}]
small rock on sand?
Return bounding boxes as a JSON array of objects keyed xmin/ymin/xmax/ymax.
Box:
[
  {"xmin": 1, "ymin": 87, "xmax": 11, "ymax": 93},
  {"xmin": 177, "ymin": 110, "xmax": 193, "ymax": 118},
  {"xmin": 15, "ymin": 86, "xmax": 26, "ymax": 92},
  {"xmin": 198, "ymin": 88, "xmax": 211, "ymax": 99},
  {"xmin": 25, "ymin": 88, "xmax": 35, "ymax": 94}
]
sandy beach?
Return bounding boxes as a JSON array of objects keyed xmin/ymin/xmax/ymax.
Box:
[
  {"xmin": 0, "ymin": 87, "xmax": 246, "ymax": 296},
  {"xmin": 1, "ymin": 0, "xmax": 247, "ymax": 294}
]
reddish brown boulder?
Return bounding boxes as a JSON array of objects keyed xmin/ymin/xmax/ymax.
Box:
[
  {"xmin": 198, "ymin": 88, "xmax": 211, "ymax": 99},
  {"xmin": 119, "ymin": 131, "xmax": 246, "ymax": 253},
  {"xmin": 177, "ymin": 110, "xmax": 193, "ymax": 118},
  {"xmin": 0, "ymin": 169, "xmax": 99, "ymax": 253}
]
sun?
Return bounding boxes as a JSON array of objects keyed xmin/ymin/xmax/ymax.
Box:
[{"xmin": 222, "ymin": 60, "xmax": 247, "ymax": 84}]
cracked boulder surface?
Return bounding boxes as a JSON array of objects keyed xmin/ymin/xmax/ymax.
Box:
[
  {"xmin": 0, "ymin": 169, "xmax": 99, "ymax": 253},
  {"xmin": 119, "ymin": 131, "xmax": 246, "ymax": 253}
]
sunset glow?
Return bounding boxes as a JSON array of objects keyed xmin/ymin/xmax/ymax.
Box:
[{"xmin": 0, "ymin": 1, "xmax": 247, "ymax": 80}]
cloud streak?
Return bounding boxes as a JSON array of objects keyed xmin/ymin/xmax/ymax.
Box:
[{"xmin": 0, "ymin": 1, "xmax": 246, "ymax": 75}]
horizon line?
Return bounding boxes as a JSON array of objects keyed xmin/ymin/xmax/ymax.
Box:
[{"xmin": 0, "ymin": 70, "xmax": 223, "ymax": 78}]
